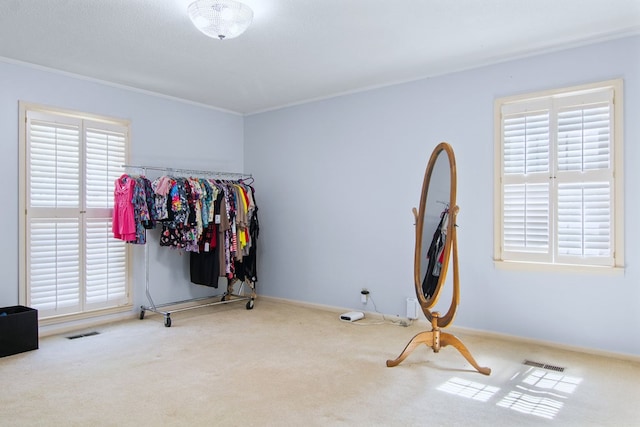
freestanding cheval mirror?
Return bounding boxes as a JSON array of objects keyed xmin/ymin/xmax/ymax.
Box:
[{"xmin": 386, "ymin": 142, "xmax": 491, "ymax": 375}]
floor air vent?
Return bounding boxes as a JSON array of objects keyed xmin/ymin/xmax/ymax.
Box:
[
  {"xmin": 524, "ymin": 360, "xmax": 565, "ymax": 372},
  {"xmin": 67, "ymin": 331, "xmax": 100, "ymax": 340}
]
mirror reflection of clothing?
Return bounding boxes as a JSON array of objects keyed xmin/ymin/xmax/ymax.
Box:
[{"xmin": 422, "ymin": 209, "xmax": 449, "ymax": 299}]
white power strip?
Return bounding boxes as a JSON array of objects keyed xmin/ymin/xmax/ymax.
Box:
[
  {"xmin": 406, "ymin": 297, "xmax": 419, "ymax": 320},
  {"xmin": 340, "ymin": 311, "xmax": 364, "ymax": 322}
]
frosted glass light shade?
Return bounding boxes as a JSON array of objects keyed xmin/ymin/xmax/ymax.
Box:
[{"xmin": 188, "ymin": 0, "xmax": 253, "ymax": 40}]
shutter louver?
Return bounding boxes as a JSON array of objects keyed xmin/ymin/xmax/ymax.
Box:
[
  {"xmin": 86, "ymin": 128, "xmax": 127, "ymax": 209},
  {"xmin": 503, "ymin": 183, "xmax": 550, "ymax": 253},
  {"xmin": 86, "ymin": 219, "xmax": 127, "ymax": 306},
  {"xmin": 28, "ymin": 219, "xmax": 80, "ymax": 313},
  {"xmin": 503, "ymin": 113, "xmax": 549, "ymax": 175},
  {"xmin": 558, "ymin": 183, "xmax": 611, "ymax": 258},
  {"xmin": 558, "ymin": 104, "xmax": 610, "ymax": 172},
  {"xmin": 29, "ymin": 121, "xmax": 80, "ymax": 208}
]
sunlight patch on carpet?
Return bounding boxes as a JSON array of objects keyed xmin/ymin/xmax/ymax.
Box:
[
  {"xmin": 496, "ymin": 390, "xmax": 563, "ymax": 419},
  {"xmin": 437, "ymin": 377, "xmax": 500, "ymax": 402},
  {"xmin": 496, "ymin": 367, "xmax": 583, "ymax": 419}
]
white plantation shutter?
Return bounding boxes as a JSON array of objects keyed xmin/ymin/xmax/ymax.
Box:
[
  {"xmin": 26, "ymin": 115, "xmax": 83, "ymax": 316},
  {"xmin": 502, "ymin": 111, "xmax": 552, "ymax": 262},
  {"xmin": 23, "ymin": 106, "xmax": 130, "ymax": 320},
  {"xmin": 84, "ymin": 124, "xmax": 128, "ymax": 310},
  {"xmin": 496, "ymin": 81, "xmax": 621, "ymax": 268},
  {"xmin": 555, "ymin": 100, "xmax": 613, "ymax": 266}
]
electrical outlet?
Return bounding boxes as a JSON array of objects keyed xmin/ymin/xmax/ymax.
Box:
[{"xmin": 360, "ymin": 288, "xmax": 369, "ymax": 304}]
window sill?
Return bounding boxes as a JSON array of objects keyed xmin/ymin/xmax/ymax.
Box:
[
  {"xmin": 38, "ymin": 304, "xmax": 134, "ymax": 327},
  {"xmin": 493, "ymin": 260, "xmax": 624, "ymax": 276}
]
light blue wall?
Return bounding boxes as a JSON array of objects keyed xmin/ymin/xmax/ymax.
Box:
[
  {"xmin": 0, "ymin": 60, "xmax": 245, "ymax": 311},
  {"xmin": 2, "ymin": 36, "xmax": 638, "ymax": 357},
  {"xmin": 244, "ymin": 35, "xmax": 640, "ymax": 357}
]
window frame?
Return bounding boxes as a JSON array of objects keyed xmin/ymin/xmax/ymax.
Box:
[
  {"xmin": 18, "ymin": 102, "xmax": 133, "ymax": 324},
  {"xmin": 493, "ymin": 79, "xmax": 624, "ymax": 273}
]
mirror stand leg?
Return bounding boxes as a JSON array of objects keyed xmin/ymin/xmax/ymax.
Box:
[
  {"xmin": 387, "ymin": 312, "xmax": 442, "ymax": 367},
  {"xmin": 386, "ymin": 330, "xmax": 438, "ymax": 367},
  {"xmin": 439, "ymin": 332, "xmax": 491, "ymax": 375},
  {"xmin": 387, "ymin": 313, "xmax": 490, "ymax": 375}
]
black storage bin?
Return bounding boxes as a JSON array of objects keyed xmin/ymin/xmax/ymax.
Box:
[{"xmin": 0, "ymin": 305, "xmax": 39, "ymax": 357}]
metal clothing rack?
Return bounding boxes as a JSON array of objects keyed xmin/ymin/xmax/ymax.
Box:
[{"xmin": 122, "ymin": 164, "xmax": 257, "ymax": 327}]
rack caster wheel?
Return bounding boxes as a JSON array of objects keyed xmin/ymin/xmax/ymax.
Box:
[
  {"xmin": 246, "ymin": 300, "xmax": 254, "ymax": 310},
  {"xmin": 139, "ymin": 309, "xmax": 145, "ymax": 320},
  {"xmin": 164, "ymin": 316, "xmax": 172, "ymax": 327}
]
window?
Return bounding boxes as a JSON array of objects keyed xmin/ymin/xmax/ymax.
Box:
[
  {"xmin": 19, "ymin": 103, "xmax": 131, "ymax": 322},
  {"xmin": 494, "ymin": 80, "xmax": 623, "ymax": 270}
]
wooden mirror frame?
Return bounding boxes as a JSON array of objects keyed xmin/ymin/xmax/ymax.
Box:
[
  {"xmin": 387, "ymin": 142, "xmax": 491, "ymax": 375},
  {"xmin": 413, "ymin": 142, "xmax": 457, "ymax": 325}
]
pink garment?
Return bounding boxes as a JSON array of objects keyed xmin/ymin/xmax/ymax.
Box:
[
  {"xmin": 154, "ymin": 176, "xmax": 172, "ymax": 196},
  {"xmin": 112, "ymin": 174, "xmax": 137, "ymax": 241}
]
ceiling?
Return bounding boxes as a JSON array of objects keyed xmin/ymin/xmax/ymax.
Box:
[{"xmin": 0, "ymin": 0, "xmax": 638, "ymax": 115}]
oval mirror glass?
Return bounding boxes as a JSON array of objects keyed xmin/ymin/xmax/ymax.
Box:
[{"xmin": 414, "ymin": 143, "xmax": 456, "ymax": 310}]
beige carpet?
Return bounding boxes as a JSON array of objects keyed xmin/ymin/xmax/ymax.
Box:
[{"xmin": 1, "ymin": 298, "xmax": 638, "ymax": 426}]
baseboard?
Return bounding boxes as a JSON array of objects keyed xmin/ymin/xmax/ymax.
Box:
[
  {"xmin": 38, "ymin": 296, "xmax": 232, "ymax": 338},
  {"xmin": 260, "ymin": 295, "xmax": 640, "ymax": 363},
  {"xmin": 258, "ymin": 295, "xmax": 348, "ymax": 313},
  {"xmin": 258, "ymin": 295, "xmax": 392, "ymax": 321},
  {"xmin": 39, "ymin": 310, "xmax": 138, "ymax": 338},
  {"xmin": 447, "ymin": 324, "xmax": 640, "ymax": 364}
]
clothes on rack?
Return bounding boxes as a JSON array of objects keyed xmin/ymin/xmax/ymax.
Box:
[
  {"xmin": 112, "ymin": 174, "xmax": 155, "ymax": 244},
  {"xmin": 422, "ymin": 207, "xmax": 449, "ymax": 300},
  {"xmin": 113, "ymin": 172, "xmax": 259, "ymax": 287}
]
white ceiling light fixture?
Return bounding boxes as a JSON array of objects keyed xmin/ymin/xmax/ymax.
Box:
[{"xmin": 188, "ymin": 0, "xmax": 253, "ymax": 40}]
